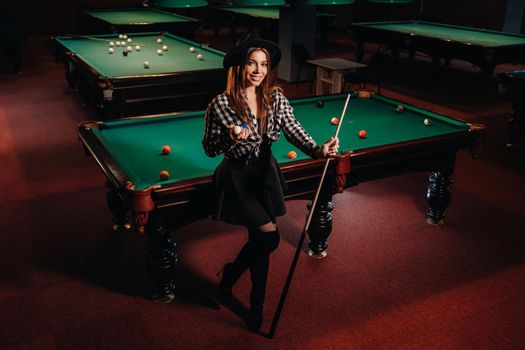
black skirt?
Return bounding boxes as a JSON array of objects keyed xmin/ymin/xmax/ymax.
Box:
[{"xmin": 212, "ymin": 139, "xmax": 287, "ymax": 228}]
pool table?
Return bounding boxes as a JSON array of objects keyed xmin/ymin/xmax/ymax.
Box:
[
  {"xmin": 499, "ymin": 70, "xmax": 525, "ymax": 147},
  {"xmin": 78, "ymin": 8, "xmax": 201, "ymax": 39},
  {"xmin": 350, "ymin": 21, "xmax": 525, "ymax": 77},
  {"xmin": 209, "ymin": 6, "xmax": 335, "ymax": 44},
  {"xmin": 79, "ymin": 92, "xmax": 485, "ymax": 299},
  {"xmin": 54, "ymin": 32, "xmax": 226, "ymax": 118}
]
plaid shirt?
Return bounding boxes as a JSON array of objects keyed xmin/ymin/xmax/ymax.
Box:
[{"xmin": 203, "ymin": 91, "xmax": 318, "ymax": 160}]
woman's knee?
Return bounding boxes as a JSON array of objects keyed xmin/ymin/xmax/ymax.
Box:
[{"xmin": 250, "ymin": 228, "xmax": 280, "ymax": 253}]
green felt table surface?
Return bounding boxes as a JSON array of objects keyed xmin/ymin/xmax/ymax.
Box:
[
  {"xmin": 89, "ymin": 93, "xmax": 468, "ymax": 190},
  {"xmin": 216, "ymin": 6, "xmax": 334, "ymax": 19},
  {"xmin": 82, "ymin": 8, "xmax": 197, "ymax": 25},
  {"xmin": 54, "ymin": 32, "xmax": 224, "ymax": 78},
  {"xmin": 504, "ymin": 69, "xmax": 525, "ymax": 80},
  {"xmin": 356, "ymin": 21, "xmax": 525, "ymax": 47}
]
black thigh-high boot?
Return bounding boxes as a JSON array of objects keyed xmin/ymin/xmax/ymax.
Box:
[
  {"xmin": 218, "ymin": 240, "xmax": 253, "ymax": 297},
  {"xmin": 246, "ymin": 229, "xmax": 280, "ymax": 331},
  {"xmin": 218, "ymin": 228, "xmax": 271, "ymax": 296}
]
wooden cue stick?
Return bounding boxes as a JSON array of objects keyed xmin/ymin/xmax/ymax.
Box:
[{"xmin": 268, "ymin": 93, "xmax": 351, "ymax": 338}]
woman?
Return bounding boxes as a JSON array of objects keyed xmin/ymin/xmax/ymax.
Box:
[{"xmin": 202, "ymin": 33, "xmax": 338, "ymax": 331}]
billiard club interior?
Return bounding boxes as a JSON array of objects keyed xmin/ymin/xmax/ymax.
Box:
[{"xmin": 1, "ymin": 0, "xmax": 525, "ymax": 348}]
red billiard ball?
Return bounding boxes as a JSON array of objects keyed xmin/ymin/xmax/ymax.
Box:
[
  {"xmin": 159, "ymin": 170, "xmax": 170, "ymax": 180},
  {"xmin": 161, "ymin": 145, "xmax": 171, "ymax": 155},
  {"xmin": 330, "ymin": 117, "xmax": 339, "ymax": 125},
  {"xmin": 288, "ymin": 150, "xmax": 297, "ymax": 159},
  {"xmin": 358, "ymin": 130, "xmax": 367, "ymax": 138},
  {"xmin": 394, "ymin": 105, "xmax": 404, "ymax": 113}
]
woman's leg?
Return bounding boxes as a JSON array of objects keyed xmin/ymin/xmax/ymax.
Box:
[
  {"xmin": 246, "ymin": 223, "xmax": 280, "ymax": 330},
  {"xmin": 218, "ymin": 222, "xmax": 279, "ymax": 293}
]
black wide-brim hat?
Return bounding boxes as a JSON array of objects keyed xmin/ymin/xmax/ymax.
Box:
[{"xmin": 223, "ymin": 32, "xmax": 281, "ymax": 69}]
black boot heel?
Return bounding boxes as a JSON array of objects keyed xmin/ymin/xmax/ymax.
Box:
[{"xmin": 246, "ymin": 303, "xmax": 263, "ymax": 331}]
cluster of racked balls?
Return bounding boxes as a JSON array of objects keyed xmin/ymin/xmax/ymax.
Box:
[{"xmin": 107, "ymin": 34, "xmax": 204, "ymax": 69}]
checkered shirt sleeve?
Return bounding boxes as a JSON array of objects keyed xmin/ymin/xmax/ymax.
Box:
[
  {"xmin": 202, "ymin": 92, "xmax": 319, "ymax": 160},
  {"xmin": 272, "ymin": 91, "xmax": 318, "ymax": 157}
]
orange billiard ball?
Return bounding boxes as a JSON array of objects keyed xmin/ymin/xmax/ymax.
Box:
[
  {"xmin": 159, "ymin": 170, "xmax": 170, "ymax": 180},
  {"xmin": 330, "ymin": 117, "xmax": 339, "ymax": 125},
  {"xmin": 288, "ymin": 150, "xmax": 297, "ymax": 159},
  {"xmin": 161, "ymin": 145, "xmax": 171, "ymax": 155},
  {"xmin": 358, "ymin": 130, "xmax": 367, "ymax": 138}
]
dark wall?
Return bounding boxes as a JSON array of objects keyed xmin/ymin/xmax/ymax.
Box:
[
  {"xmin": 330, "ymin": 0, "xmax": 508, "ymax": 31},
  {"xmin": 422, "ymin": 0, "xmax": 508, "ymax": 29},
  {"xmin": 1, "ymin": 0, "xmax": 511, "ymax": 34},
  {"xmin": 1, "ymin": 1, "xmax": 140, "ymax": 34}
]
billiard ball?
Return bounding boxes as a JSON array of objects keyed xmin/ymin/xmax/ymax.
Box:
[
  {"xmin": 358, "ymin": 130, "xmax": 367, "ymax": 138},
  {"xmin": 115, "ymin": 41, "xmax": 121, "ymax": 46},
  {"xmin": 108, "ymin": 48, "xmax": 114, "ymax": 54},
  {"xmin": 157, "ymin": 49, "xmax": 163, "ymax": 55},
  {"xmin": 161, "ymin": 145, "xmax": 171, "ymax": 155},
  {"xmin": 144, "ymin": 61, "xmax": 150, "ymax": 68},
  {"xmin": 126, "ymin": 46, "xmax": 133, "ymax": 52},
  {"xmin": 241, "ymin": 123, "xmax": 249, "ymax": 130},
  {"xmin": 157, "ymin": 38, "xmax": 162, "ymax": 44},
  {"xmin": 109, "ymin": 41, "xmax": 115, "ymax": 47},
  {"xmin": 395, "ymin": 105, "xmax": 404, "ymax": 113},
  {"xmin": 135, "ymin": 45, "xmax": 141, "ymax": 51},
  {"xmin": 330, "ymin": 117, "xmax": 339, "ymax": 125},
  {"xmin": 122, "ymin": 34, "xmax": 128, "ymax": 39},
  {"xmin": 162, "ymin": 45, "xmax": 168, "ymax": 51},
  {"xmin": 317, "ymin": 100, "xmax": 324, "ymax": 108},
  {"xmin": 118, "ymin": 34, "xmax": 124, "ymax": 39},
  {"xmin": 233, "ymin": 125, "xmax": 242, "ymax": 135},
  {"xmin": 423, "ymin": 118, "xmax": 431, "ymax": 126},
  {"xmin": 197, "ymin": 54, "xmax": 203, "ymax": 60},
  {"xmin": 189, "ymin": 47, "xmax": 196, "ymax": 52},
  {"xmin": 127, "ymin": 38, "xmax": 132, "ymax": 43},
  {"xmin": 358, "ymin": 90, "xmax": 372, "ymax": 99},
  {"xmin": 159, "ymin": 170, "xmax": 170, "ymax": 180},
  {"xmin": 122, "ymin": 50, "xmax": 128, "ymax": 56},
  {"xmin": 288, "ymin": 150, "xmax": 297, "ymax": 159}
]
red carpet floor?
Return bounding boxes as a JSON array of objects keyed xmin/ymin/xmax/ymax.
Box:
[{"xmin": 1, "ymin": 30, "xmax": 525, "ymax": 349}]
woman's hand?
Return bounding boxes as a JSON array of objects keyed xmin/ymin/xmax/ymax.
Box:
[
  {"xmin": 228, "ymin": 124, "xmax": 250, "ymax": 141},
  {"xmin": 321, "ymin": 137, "xmax": 339, "ymax": 157}
]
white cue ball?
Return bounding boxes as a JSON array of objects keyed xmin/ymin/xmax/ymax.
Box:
[
  {"xmin": 108, "ymin": 47, "xmax": 114, "ymax": 54},
  {"xmin": 162, "ymin": 45, "xmax": 168, "ymax": 51},
  {"xmin": 197, "ymin": 54, "xmax": 203, "ymax": 60},
  {"xmin": 423, "ymin": 118, "xmax": 431, "ymax": 126},
  {"xmin": 189, "ymin": 47, "xmax": 195, "ymax": 52},
  {"xmin": 157, "ymin": 49, "xmax": 163, "ymax": 55},
  {"xmin": 135, "ymin": 45, "xmax": 141, "ymax": 51},
  {"xmin": 127, "ymin": 38, "xmax": 132, "ymax": 43},
  {"xmin": 233, "ymin": 125, "xmax": 242, "ymax": 135},
  {"xmin": 157, "ymin": 38, "xmax": 162, "ymax": 44},
  {"xmin": 127, "ymin": 46, "xmax": 133, "ymax": 52},
  {"xmin": 109, "ymin": 41, "xmax": 115, "ymax": 47},
  {"xmin": 144, "ymin": 61, "xmax": 150, "ymax": 68}
]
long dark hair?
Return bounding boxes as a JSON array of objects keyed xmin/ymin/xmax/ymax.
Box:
[{"xmin": 225, "ymin": 47, "xmax": 281, "ymax": 134}]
